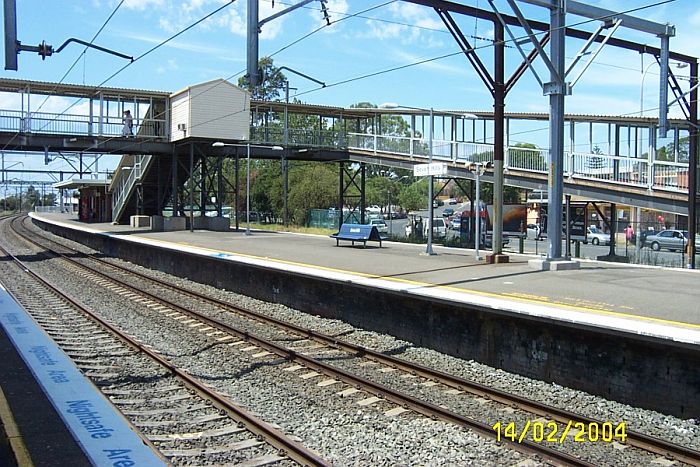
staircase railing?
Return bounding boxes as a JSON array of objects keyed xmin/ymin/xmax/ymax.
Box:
[{"xmin": 111, "ymin": 154, "xmax": 153, "ymax": 222}]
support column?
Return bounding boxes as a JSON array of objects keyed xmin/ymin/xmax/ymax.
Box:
[
  {"xmin": 338, "ymin": 162, "xmax": 344, "ymax": 229},
  {"xmin": 608, "ymin": 203, "xmax": 617, "ymax": 256},
  {"xmin": 171, "ymin": 147, "xmax": 178, "ymax": 215},
  {"xmin": 491, "ymin": 20, "xmax": 506, "ymax": 261},
  {"xmin": 546, "ymin": 0, "xmax": 566, "ymax": 260},
  {"xmin": 246, "ymin": 0, "xmax": 260, "ymax": 88},
  {"xmin": 235, "ymin": 150, "xmax": 240, "ymax": 231},
  {"xmin": 200, "ymin": 157, "xmax": 207, "ymax": 217},
  {"xmin": 688, "ymin": 60, "xmax": 698, "ymax": 268},
  {"xmin": 360, "ymin": 163, "xmax": 366, "ymax": 225},
  {"xmin": 189, "ymin": 144, "xmax": 194, "ymax": 232},
  {"xmin": 217, "ymin": 155, "xmax": 223, "ymax": 216},
  {"xmin": 282, "ymin": 156, "xmax": 289, "ymax": 226}
]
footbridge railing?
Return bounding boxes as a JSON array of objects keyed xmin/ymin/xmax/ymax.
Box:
[
  {"xmin": 111, "ymin": 154, "xmax": 154, "ymax": 222},
  {"xmin": 0, "ymin": 109, "xmax": 167, "ymax": 139},
  {"xmin": 346, "ymin": 132, "xmax": 689, "ymax": 194}
]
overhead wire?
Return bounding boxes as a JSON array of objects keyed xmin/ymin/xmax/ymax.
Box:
[
  {"xmin": 3, "ymin": 0, "xmax": 692, "ymax": 166},
  {"xmin": 3, "ymin": 0, "xmax": 239, "ymax": 158},
  {"xmin": 1, "ymin": 0, "xmax": 127, "ymax": 157},
  {"xmin": 33, "ymin": 0, "xmax": 125, "ymax": 115},
  {"xmin": 290, "ymin": 0, "xmax": 685, "ymax": 100},
  {"xmin": 100, "ymin": 0, "xmax": 694, "ymax": 157}
]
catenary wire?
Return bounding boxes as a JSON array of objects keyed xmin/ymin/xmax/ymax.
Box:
[{"xmin": 2, "ymin": 0, "xmax": 689, "ymax": 165}]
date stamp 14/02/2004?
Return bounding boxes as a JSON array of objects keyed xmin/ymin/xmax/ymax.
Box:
[{"xmin": 492, "ymin": 421, "xmax": 627, "ymax": 444}]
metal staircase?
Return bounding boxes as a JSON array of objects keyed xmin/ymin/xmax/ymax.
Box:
[{"xmin": 110, "ymin": 154, "xmax": 154, "ymax": 223}]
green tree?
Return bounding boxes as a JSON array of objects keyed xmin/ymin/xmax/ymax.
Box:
[
  {"xmin": 655, "ymin": 136, "xmax": 688, "ymax": 162},
  {"xmin": 238, "ymin": 56, "xmax": 287, "ymax": 101},
  {"xmin": 399, "ymin": 179, "xmax": 428, "ymax": 211},
  {"xmin": 251, "ymin": 160, "xmax": 282, "ymax": 221},
  {"xmin": 287, "ymin": 162, "xmax": 337, "ymax": 225}
]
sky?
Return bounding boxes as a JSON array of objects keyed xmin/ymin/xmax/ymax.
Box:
[{"xmin": 1, "ymin": 0, "xmax": 699, "ymax": 184}]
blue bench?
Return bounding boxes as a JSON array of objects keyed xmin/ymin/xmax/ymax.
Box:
[{"xmin": 330, "ymin": 223, "xmax": 384, "ymax": 248}]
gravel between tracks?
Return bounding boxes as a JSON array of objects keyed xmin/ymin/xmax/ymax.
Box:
[{"xmin": 6, "ymin": 219, "xmax": 700, "ymax": 465}]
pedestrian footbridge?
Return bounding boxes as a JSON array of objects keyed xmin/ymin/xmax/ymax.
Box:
[{"xmin": 0, "ymin": 77, "xmax": 693, "ymax": 222}]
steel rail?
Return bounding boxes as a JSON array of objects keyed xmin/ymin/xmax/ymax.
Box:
[
  {"xmin": 17, "ymin": 215, "xmax": 700, "ymax": 466},
  {"xmin": 12, "ymin": 217, "xmax": 596, "ymax": 467},
  {"xmin": 0, "ymin": 222, "xmax": 330, "ymax": 467}
]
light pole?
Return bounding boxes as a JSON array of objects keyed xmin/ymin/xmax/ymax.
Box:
[
  {"xmin": 469, "ymin": 162, "xmax": 488, "ymax": 260},
  {"xmin": 379, "ymin": 103, "xmax": 476, "ymax": 255},
  {"xmin": 212, "ymin": 142, "xmax": 282, "ymax": 235}
]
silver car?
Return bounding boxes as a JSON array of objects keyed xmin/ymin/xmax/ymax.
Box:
[
  {"xmin": 644, "ymin": 229, "xmax": 698, "ymax": 252},
  {"xmin": 585, "ymin": 226, "xmax": 610, "ymax": 246}
]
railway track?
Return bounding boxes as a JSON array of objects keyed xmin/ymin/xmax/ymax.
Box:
[
  {"xmin": 9, "ymin": 215, "xmax": 700, "ymax": 466},
  {"xmin": 0, "ymin": 218, "xmax": 328, "ymax": 466}
]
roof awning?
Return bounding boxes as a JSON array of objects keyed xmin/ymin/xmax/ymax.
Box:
[{"xmin": 53, "ymin": 179, "xmax": 110, "ymax": 190}]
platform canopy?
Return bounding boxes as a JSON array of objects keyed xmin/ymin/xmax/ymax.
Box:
[{"xmin": 53, "ymin": 179, "xmax": 110, "ymax": 190}]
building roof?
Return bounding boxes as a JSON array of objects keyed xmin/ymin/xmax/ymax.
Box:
[
  {"xmin": 0, "ymin": 78, "xmax": 169, "ymax": 99},
  {"xmin": 53, "ymin": 179, "xmax": 111, "ymax": 190},
  {"xmin": 170, "ymin": 78, "xmax": 249, "ymax": 98}
]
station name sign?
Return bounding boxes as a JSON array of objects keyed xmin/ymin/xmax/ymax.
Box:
[{"xmin": 413, "ymin": 162, "xmax": 448, "ymax": 177}]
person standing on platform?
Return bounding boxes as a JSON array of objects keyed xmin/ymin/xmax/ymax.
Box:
[
  {"xmin": 624, "ymin": 224, "xmax": 634, "ymax": 245},
  {"xmin": 122, "ymin": 110, "xmax": 133, "ymax": 137}
]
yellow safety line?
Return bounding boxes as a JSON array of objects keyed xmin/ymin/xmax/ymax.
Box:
[
  {"xmin": 0, "ymin": 385, "xmax": 34, "ymax": 467},
  {"xmin": 137, "ymin": 236, "xmax": 700, "ymax": 332}
]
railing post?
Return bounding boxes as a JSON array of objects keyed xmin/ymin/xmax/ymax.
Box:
[
  {"xmin": 568, "ymin": 152, "xmax": 575, "ymax": 178},
  {"xmin": 373, "ymin": 134, "xmax": 377, "ymax": 155}
]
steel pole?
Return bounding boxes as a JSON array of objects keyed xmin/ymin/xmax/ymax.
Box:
[
  {"xmin": 493, "ymin": 20, "xmax": 505, "ymax": 256},
  {"xmin": 426, "ymin": 107, "xmax": 435, "ymax": 255},
  {"xmin": 283, "ymin": 80, "xmax": 289, "ymax": 227},
  {"xmin": 688, "ymin": 59, "xmax": 698, "ymax": 268},
  {"xmin": 475, "ymin": 169, "xmax": 481, "ymax": 260},
  {"xmin": 189, "ymin": 144, "xmax": 194, "ymax": 232},
  {"xmin": 246, "ymin": 143, "xmax": 251, "ymax": 236},
  {"xmin": 546, "ymin": 0, "xmax": 566, "ymax": 260},
  {"xmin": 246, "ymin": 0, "xmax": 260, "ymax": 88}
]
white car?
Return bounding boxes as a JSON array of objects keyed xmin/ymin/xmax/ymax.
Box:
[
  {"xmin": 423, "ymin": 218, "xmax": 447, "ymax": 239},
  {"xmin": 585, "ymin": 226, "xmax": 610, "ymax": 245},
  {"xmin": 369, "ymin": 218, "xmax": 388, "ymax": 234}
]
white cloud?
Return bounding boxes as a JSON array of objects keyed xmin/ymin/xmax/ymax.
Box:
[
  {"xmin": 119, "ymin": 30, "xmax": 234, "ymax": 57},
  {"xmin": 122, "ymin": 0, "xmax": 165, "ymax": 11},
  {"xmin": 690, "ymin": 9, "xmax": 700, "ymax": 27},
  {"xmin": 359, "ymin": 2, "xmax": 445, "ymax": 45},
  {"xmin": 217, "ymin": 1, "xmax": 284, "ymax": 40},
  {"xmin": 388, "ymin": 49, "xmax": 473, "ymax": 78},
  {"xmin": 157, "ymin": 58, "xmax": 179, "ymax": 74}
]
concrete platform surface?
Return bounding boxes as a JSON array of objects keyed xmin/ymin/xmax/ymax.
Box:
[{"xmin": 31, "ymin": 213, "xmax": 700, "ymax": 346}]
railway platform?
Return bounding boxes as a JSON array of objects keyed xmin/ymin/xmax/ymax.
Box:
[
  {"xmin": 30, "ymin": 212, "xmax": 700, "ymax": 344},
  {"xmin": 27, "ymin": 212, "xmax": 700, "ymax": 419},
  {"xmin": 0, "ymin": 285, "xmax": 167, "ymax": 467}
]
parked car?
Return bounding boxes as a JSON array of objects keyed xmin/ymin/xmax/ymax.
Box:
[
  {"xmin": 644, "ymin": 229, "xmax": 700, "ymax": 252},
  {"xmin": 369, "ymin": 218, "xmax": 388, "ymax": 234},
  {"xmin": 585, "ymin": 226, "xmax": 610, "ymax": 245},
  {"xmin": 631, "ymin": 229, "xmax": 659, "ymax": 245},
  {"xmin": 449, "ymin": 217, "xmax": 461, "ymax": 230},
  {"xmin": 442, "ymin": 207, "xmax": 454, "ymax": 218},
  {"xmin": 446, "ymin": 198, "xmax": 458, "ymax": 205},
  {"xmin": 390, "ymin": 210, "xmax": 407, "ymax": 219},
  {"xmin": 424, "ymin": 218, "xmax": 447, "ymax": 239}
]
